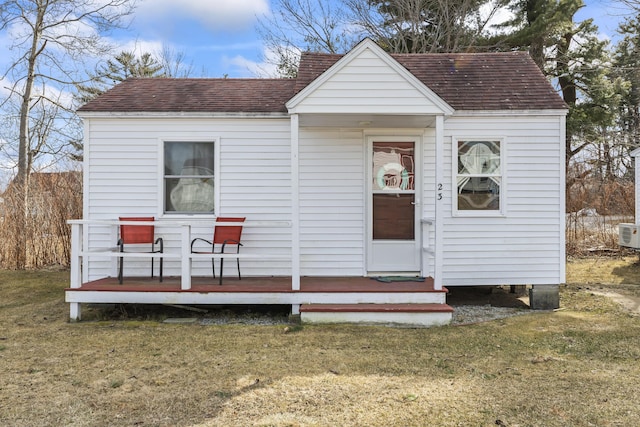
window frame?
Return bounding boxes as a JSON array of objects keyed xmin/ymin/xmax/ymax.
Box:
[
  {"xmin": 158, "ymin": 137, "xmax": 220, "ymax": 218},
  {"xmin": 452, "ymin": 137, "xmax": 506, "ymax": 217}
]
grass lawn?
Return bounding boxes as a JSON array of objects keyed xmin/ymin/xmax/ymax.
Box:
[{"xmin": 1, "ymin": 258, "xmax": 640, "ymax": 426}]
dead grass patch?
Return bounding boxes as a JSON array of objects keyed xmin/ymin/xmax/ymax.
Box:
[{"xmin": 2, "ymin": 263, "xmax": 640, "ymax": 426}]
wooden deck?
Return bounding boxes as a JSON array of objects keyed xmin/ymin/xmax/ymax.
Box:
[
  {"xmin": 69, "ymin": 275, "xmax": 440, "ymax": 293},
  {"xmin": 66, "ymin": 276, "xmax": 453, "ymax": 325}
]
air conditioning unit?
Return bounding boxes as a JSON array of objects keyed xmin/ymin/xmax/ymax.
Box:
[{"xmin": 619, "ymin": 223, "xmax": 640, "ymax": 248}]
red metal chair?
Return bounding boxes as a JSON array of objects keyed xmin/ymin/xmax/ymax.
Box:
[
  {"xmin": 117, "ymin": 217, "xmax": 163, "ymax": 284},
  {"xmin": 191, "ymin": 217, "xmax": 245, "ymax": 285}
]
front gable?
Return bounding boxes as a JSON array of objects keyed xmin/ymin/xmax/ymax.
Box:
[{"xmin": 286, "ymin": 39, "xmax": 454, "ymax": 116}]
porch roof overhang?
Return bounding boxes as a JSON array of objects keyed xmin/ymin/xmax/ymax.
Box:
[
  {"xmin": 286, "ymin": 39, "xmax": 455, "ymax": 126},
  {"xmin": 295, "ymin": 112, "xmax": 440, "ymax": 128}
]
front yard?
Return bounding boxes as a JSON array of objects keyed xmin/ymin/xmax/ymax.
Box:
[{"xmin": 1, "ymin": 258, "xmax": 639, "ymax": 426}]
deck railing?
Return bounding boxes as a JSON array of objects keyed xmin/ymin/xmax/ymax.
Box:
[
  {"xmin": 68, "ymin": 219, "xmax": 294, "ymax": 291},
  {"xmin": 421, "ymin": 218, "xmax": 435, "ymax": 280}
]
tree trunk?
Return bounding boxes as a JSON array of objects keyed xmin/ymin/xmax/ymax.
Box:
[
  {"xmin": 13, "ymin": 5, "xmax": 47, "ymax": 269},
  {"xmin": 526, "ymin": 0, "xmax": 546, "ymax": 69}
]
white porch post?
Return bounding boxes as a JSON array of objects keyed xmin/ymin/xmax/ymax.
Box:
[
  {"xmin": 181, "ymin": 223, "xmax": 192, "ymax": 290},
  {"xmin": 291, "ymin": 114, "xmax": 301, "ymax": 295},
  {"xmin": 69, "ymin": 222, "xmax": 82, "ymax": 289},
  {"xmin": 434, "ymin": 115, "xmax": 444, "ymax": 291},
  {"xmin": 69, "ymin": 221, "xmax": 83, "ymax": 320}
]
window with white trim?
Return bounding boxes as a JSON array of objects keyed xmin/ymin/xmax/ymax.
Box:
[
  {"xmin": 163, "ymin": 141, "xmax": 215, "ymax": 214},
  {"xmin": 455, "ymin": 139, "xmax": 502, "ymax": 213}
]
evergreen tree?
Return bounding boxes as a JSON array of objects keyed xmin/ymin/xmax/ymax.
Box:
[
  {"xmin": 76, "ymin": 51, "xmax": 165, "ymax": 103},
  {"xmin": 348, "ymin": 0, "xmax": 505, "ymax": 53},
  {"xmin": 493, "ymin": 1, "xmax": 612, "ymax": 189},
  {"xmin": 613, "ymin": 14, "xmax": 640, "ymax": 157}
]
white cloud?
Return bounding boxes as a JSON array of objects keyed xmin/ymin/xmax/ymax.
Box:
[
  {"xmin": 480, "ymin": 1, "xmax": 515, "ymax": 34},
  {"xmin": 116, "ymin": 38, "xmax": 165, "ymax": 57},
  {"xmin": 223, "ymin": 44, "xmax": 297, "ymax": 78},
  {"xmin": 224, "ymin": 54, "xmax": 270, "ymax": 78},
  {"xmin": 135, "ymin": 0, "xmax": 270, "ymax": 32}
]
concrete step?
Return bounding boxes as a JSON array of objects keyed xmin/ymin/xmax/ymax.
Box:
[{"xmin": 299, "ymin": 303, "xmax": 453, "ymax": 327}]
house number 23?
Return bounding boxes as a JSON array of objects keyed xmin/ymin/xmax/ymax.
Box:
[{"xmin": 437, "ymin": 183, "xmax": 443, "ymax": 200}]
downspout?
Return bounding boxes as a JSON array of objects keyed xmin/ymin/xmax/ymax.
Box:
[
  {"xmin": 290, "ymin": 114, "xmax": 301, "ymax": 293},
  {"xmin": 82, "ymin": 117, "xmax": 91, "ymax": 284}
]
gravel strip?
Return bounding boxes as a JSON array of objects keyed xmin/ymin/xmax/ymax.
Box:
[
  {"xmin": 199, "ymin": 314, "xmax": 290, "ymax": 326},
  {"xmin": 451, "ymin": 305, "xmax": 529, "ymax": 325},
  {"xmin": 172, "ymin": 304, "xmax": 531, "ymax": 326}
]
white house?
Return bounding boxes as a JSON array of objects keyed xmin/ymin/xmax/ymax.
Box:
[{"xmin": 67, "ymin": 39, "xmax": 568, "ymax": 326}]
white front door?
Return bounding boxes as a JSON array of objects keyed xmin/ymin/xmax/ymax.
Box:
[{"xmin": 367, "ymin": 137, "xmax": 421, "ymax": 273}]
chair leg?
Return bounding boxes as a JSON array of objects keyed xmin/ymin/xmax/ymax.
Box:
[
  {"xmin": 159, "ymin": 257, "xmax": 163, "ymax": 282},
  {"xmin": 237, "ymin": 258, "xmax": 241, "ymax": 280},
  {"xmin": 118, "ymin": 256, "xmax": 123, "ymax": 284},
  {"xmin": 212, "ymin": 259, "xmax": 216, "ymax": 280},
  {"xmin": 219, "ymin": 258, "xmax": 224, "ymax": 286}
]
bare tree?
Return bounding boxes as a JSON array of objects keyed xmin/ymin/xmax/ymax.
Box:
[
  {"xmin": 347, "ymin": 0, "xmax": 507, "ymax": 53},
  {"xmin": 159, "ymin": 44, "xmax": 195, "ymax": 78},
  {"xmin": 0, "ymin": 0, "xmax": 135, "ymax": 268},
  {"xmin": 619, "ymin": 0, "xmax": 640, "ymax": 12},
  {"xmin": 256, "ymin": 0, "xmax": 357, "ymax": 77}
]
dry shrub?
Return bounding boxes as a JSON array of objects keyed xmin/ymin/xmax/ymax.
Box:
[
  {"xmin": 565, "ymin": 213, "xmax": 631, "ymax": 256},
  {"xmin": 0, "ymin": 171, "xmax": 82, "ymax": 268},
  {"xmin": 566, "ymin": 165, "xmax": 635, "ymax": 255},
  {"xmin": 569, "ymin": 178, "xmax": 634, "ymax": 216}
]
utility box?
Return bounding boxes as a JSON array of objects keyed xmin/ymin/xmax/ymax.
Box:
[{"xmin": 619, "ymin": 223, "xmax": 640, "ymax": 248}]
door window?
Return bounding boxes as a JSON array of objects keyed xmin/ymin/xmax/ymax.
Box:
[{"xmin": 372, "ymin": 142, "xmax": 415, "ymax": 240}]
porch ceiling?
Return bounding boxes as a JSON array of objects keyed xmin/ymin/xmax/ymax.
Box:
[{"xmin": 298, "ymin": 113, "xmax": 437, "ymax": 129}]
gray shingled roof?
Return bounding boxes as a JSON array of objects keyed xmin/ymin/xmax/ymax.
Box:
[
  {"xmin": 78, "ymin": 79, "xmax": 297, "ymax": 113},
  {"xmin": 394, "ymin": 51, "xmax": 566, "ymax": 110},
  {"xmin": 78, "ymin": 51, "xmax": 566, "ymax": 113}
]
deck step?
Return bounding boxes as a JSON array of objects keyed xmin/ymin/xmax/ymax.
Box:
[
  {"xmin": 299, "ymin": 303, "xmax": 453, "ymax": 327},
  {"xmin": 300, "ymin": 303, "xmax": 453, "ymax": 313}
]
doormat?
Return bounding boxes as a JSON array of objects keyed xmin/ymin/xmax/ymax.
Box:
[{"xmin": 373, "ymin": 276, "xmax": 425, "ymax": 283}]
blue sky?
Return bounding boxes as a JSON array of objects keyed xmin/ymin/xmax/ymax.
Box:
[
  {"xmin": 0, "ymin": 0, "xmax": 633, "ymax": 82},
  {"xmin": 113, "ymin": 0, "xmax": 272, "ymax": 78},
  {"xmin": 110, "ymin": 0, "xmax": 633, "ymax": 79}
]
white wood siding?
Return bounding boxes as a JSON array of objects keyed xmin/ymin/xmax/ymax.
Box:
[
  {"xmin": 441, "ymin": 114, "xmax": 564, "ymax": 286},
  {"xmin": 299, "ymin": 128, "xmax": 365, "ymax": 276},
  {"xmin": 294, "ymin": 49, "xmax": 445, "ymax": 115},
  {"xmin": 83, "ymin": 112, "xmax": 564, "ymax": 286},
  {"xmin": 84, "ymin": 117, "xmax": 292, "ymax": 280}
]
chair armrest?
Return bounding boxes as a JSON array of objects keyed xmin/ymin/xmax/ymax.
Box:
[
  {"xmin": 222, "ymin": 239, "xmax": 241, "ymax": 245},
  {"xmin": 154, "ymin": 237, "xmax": 164, "ymax": 253},
  {"xmin": 191, "ymin": 237, "xmax": 213, "ymax": 253},
  {"xmin": 117, "ymin": 238, "xmax": 124, "ymax": 253},
  {"xmin": 220, "ymin": 239, "xmax": 243, "ymax": 253}
]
